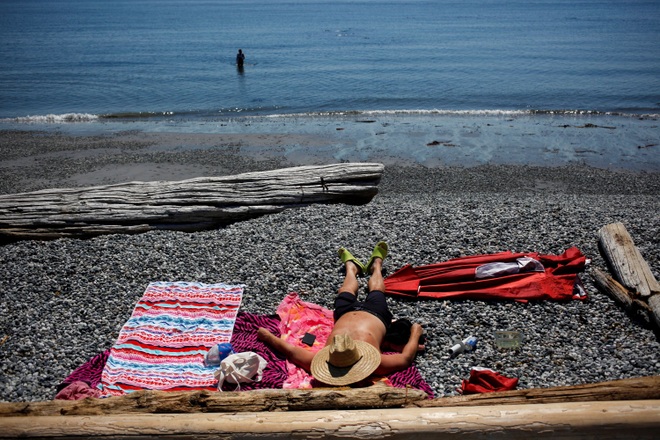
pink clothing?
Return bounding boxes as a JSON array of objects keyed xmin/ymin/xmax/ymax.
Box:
[
  {"xmin": 55, "ymin": 381, "xmax": 101, "ymax": 400},
  {"xmin": 276, "ymin": 292, "xmax": 333, "ymax": 389}
]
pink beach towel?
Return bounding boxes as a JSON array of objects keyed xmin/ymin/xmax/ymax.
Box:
[{"xmin": 276, "ymin": 292, "xmax": 334, "ymax": 389}]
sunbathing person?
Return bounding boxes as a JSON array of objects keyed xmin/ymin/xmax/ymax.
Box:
[{"xmin": 257, "ymin": 241, "xmax": 425, "ymax": 386}]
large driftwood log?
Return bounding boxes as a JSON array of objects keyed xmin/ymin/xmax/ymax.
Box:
[
  {"xmin": 598, "ymin": 222, "xmax": 660, "ymax": 298},
  {"xmin": 1, "ymin": 400, "xmax": 658, "ymax": 439},
  {"xmin": 0, "ymin": 163, "xmax": 384, "ymax": 242},
  {"xmin": 0, "ymin": 376, "xmax": 656, "ymax": 418},
  {"xmin": 0, "ymin": 386, "xmax": 427, "ymax": 417},
  {"xmin": 1, "ymin": 378, "xmax": 658, "ymax": 438},
  {"xmin": 598, "ymin": 222, "xmax": 660, "ymax": 329}
]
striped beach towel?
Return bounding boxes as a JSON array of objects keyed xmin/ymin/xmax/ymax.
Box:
[{"xmin": 99, "ymin": 281, "xmax": 244, "ymax": 397}]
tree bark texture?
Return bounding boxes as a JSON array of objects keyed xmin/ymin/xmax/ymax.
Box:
[
  {"xmin": 597, "ymin": 222, "xmax": 660, "ymax": 328},
  {"xmin": 0, "ymin": 386, "xmax": 426, "ymax": 417},
  {"xmin": 1, "ymin": 400, "xmax": 658, "ymax": 439},
  {"xmin": 598, "ymin": 222, "xmax": 660, "ymax": 298},
  {"xmin": 0, "ymin": 163, "xmax": 384, "ymax": 242}
]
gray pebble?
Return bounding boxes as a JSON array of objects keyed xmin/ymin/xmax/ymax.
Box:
[{"xmin": 0, "ymin": 162, "xmax": 658, "ymax": 402}]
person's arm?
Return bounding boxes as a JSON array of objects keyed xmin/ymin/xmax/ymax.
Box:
[
  {"xmin": 257, "ymin": 328, "xmax": 315, "ymax": 372},
  {"xmin": 374, "ymin": 323, "xmax": 423, "ymax": 376}
]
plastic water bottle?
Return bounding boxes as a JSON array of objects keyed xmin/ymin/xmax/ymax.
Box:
[
  {"xmin": 204, "ymin": 342, "xmax": 234, "ymax": 366},
  {"xmin": 448, "ymin": 336, "xmax": 478, "ymax": 357}
]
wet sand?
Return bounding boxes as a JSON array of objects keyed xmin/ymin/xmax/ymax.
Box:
[{"xmin": 1, "ymin": 111, "xmax": 659, "ymax": 195}]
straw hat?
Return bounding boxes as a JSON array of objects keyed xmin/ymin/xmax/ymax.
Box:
[{"xmin": 310, "ymin": 334, "xmax": 381, "ymax": 386}]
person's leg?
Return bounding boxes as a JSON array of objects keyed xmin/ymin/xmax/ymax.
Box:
[
  {"xmin": 365, "ymin": 241, "xmax": 388, "ymax": 276},
  {"xmin": 337, "ymin": 247, "xmax": 364, "ymax": 296},
  {"xmin": 338, "ymin": 259, "xmax": 361, "ymax": 296},
  {"xmin": 364, "ymin": 247, "xmax": 393, "ymax": 328},
  {"xmin": 334, "ymin": 248, "xmax": 363, "ymax": 322},
  {"xmin": 367, "ymin": 257, "xmax": 385, "ymax": 292},
  {"xmin": 257, "ymin": 328, "xmax": 315, "ymax": 371}
]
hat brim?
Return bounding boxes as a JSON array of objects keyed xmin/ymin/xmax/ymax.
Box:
[{"xmin": 310, "ymin": 340, "xmax": 381, "ymax": 386}]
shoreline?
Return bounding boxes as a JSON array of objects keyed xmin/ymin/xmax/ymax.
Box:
[
  {"xmin": 1, "ymin": 127, "xmax": 659, "ymax": 196},
  {"xmin": 0, "ymin": 126, "xmax": 658, "ymax": 403},
  {"xmin": 1, "ymin": 112, "xmax": 659, "ymax": 184}
]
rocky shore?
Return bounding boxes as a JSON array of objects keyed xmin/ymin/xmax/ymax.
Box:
[{"xmin": 0, "ymin": 130, "xmax": 658, "ymax": 402}]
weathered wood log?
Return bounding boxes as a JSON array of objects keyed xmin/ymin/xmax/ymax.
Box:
[
  {"xmin": 649, "ymin": 294, "xmax": 660, "ymax": 330},
  {"xmin": 1, "ymin": 378, "xmax": 658, "ymax": 438},
  {"xmin": 1, "ymin": 376, "xmax": 656, "ymax": 418},
  {"xmin": 0, "ymin": 163, "xmax": 384, "ymax": 242},
  {"xmin": 416, "ymin": 375, "xmax": 660, "ymax": 407},
  {"xmin": 1, "ymin": 400, "xmax": 658, "ymax": 439},
  {"xmin": 591, "ymin": 268, "xmax": 654, "ymax": 328},
  {"xmin": 598, "ymin": 222, "xmax": 660, "ymax": 298},
  {"xmin": 592, "ymin": 267, "xmax": 634, "ymax": 308},
  {"xmin": 0, "ymin": 386, "xmax": 427, "ymax": 417}
]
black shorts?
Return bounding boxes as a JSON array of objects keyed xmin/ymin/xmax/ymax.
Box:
[{"xmin": 334, "ymin": 290, "xmax": 393, "ymax": 329}]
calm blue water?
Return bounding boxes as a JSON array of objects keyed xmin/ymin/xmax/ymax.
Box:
[{"xmin": 1, "ymin": 0, "xmax": 659, "ymax": 122}]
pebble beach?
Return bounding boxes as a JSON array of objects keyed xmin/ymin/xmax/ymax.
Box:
[{"xmin": 0, "ymin": 126, "xmax": 659, "ymax": 402}]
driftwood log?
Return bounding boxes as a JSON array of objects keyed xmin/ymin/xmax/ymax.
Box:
[
  {"xmin": 0, "ymin": 163, "xmax": 384, "ymax": 242},
  {"xmin": 598, "ymin": 222, "xmax": 660, "ymax": 298},
  {"xmin": 598, "ymin": 222, "xmax": 660, "ymax": 329},
  {"xmin": 1, "ymin": 400, "xmax": 658, "ymax": 439},
  {"xmin": 0, "ymin": 376, "xmax": 655, "ymax": 418},
  {"xmin": 417, "ymin": 375, "xmax": 660, "ymax": 407},
  {"xmin": 592, "ymin": 267, "xmax": 655, "ymax": 328},
  {"xmin": 0, "ymin": 385, "xmax": 427, "ymax": 417},
  {"xmin": 0, "ymin": 377, "xmax": 658, "ymax": 438}
]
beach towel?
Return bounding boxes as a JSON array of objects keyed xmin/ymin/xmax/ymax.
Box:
[
  {"xmin": 276, "ymin": 292, "xmax": 334, "ymax": 389},
  {"xmin": 99, "ymin": 281, "xmax": 244, "ymax": 397},
  {"xmin": 62, "ymin": 295, "xmax": 432, "ymax": 398},
  {"xmin": 228, "ymin": 294, "xmax": 434, "ymax": 397},
  {"xmin": 225, "ymin": 312, "xmax": 289, "ymax": 390}
]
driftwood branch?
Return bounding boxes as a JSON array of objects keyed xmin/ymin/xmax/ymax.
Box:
[
  {"xmin": 0, "ymin": 376, "xmax": 656, "ymax": 417},
  {"xmin": 0, "ymin": 163, "xmax": 384, "ymax": 242},
  {"xmin": 648, "ymin": 295, "xmax": 660, "ymax": 331},
  {"xmin": 592, "ymin": 268, "xmax": 654, "ymax": 328},
  {"xmin": 416, "ymin": 375, "xmax": 660, "ymax": 407}
]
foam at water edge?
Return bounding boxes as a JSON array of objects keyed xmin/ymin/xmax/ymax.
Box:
[
  {"xmin": 3, "ymin": 109, "xmax": 658, "ymax": 124},
  {"xmin": 262, "ymin": 109, "xmax": 660, "ymax": 119},
  {"xmin": 3, "ymin": 113, "xmax": 100, "ymax": 123}
]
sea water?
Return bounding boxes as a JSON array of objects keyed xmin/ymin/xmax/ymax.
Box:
[
  {"xmin": 1, "ymin": 0, "xmax": 659, "ymax": 170},
  {"xmin": 1, "ymin": 0, "xmax": 659, "ymax": 120}
]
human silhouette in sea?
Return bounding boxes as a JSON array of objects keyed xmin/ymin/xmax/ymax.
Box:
[{"xmin": 236, "ymin": 49, "xmax": 245, "ymax": 68}]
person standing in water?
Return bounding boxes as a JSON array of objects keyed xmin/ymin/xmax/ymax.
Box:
[{"xmin": 236, "ymin": 49, "xmax": 245, "ymax": 67}]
